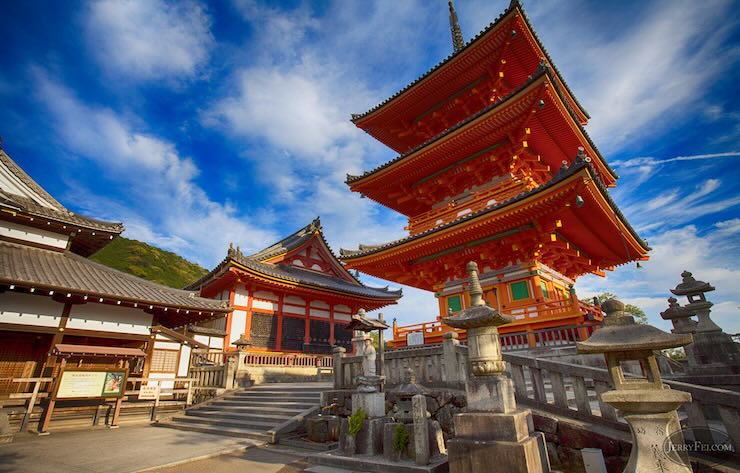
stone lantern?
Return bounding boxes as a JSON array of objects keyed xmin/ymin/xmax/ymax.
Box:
[
  {"xmin": 443, "ymin": 262, "xmax": 547, "ymax": 473},
  {"xmin": 669, "ymin": 271, "xmax": 740, "ymax": 374},
  {"xmin": 671, "ymin": 271, "xmax": 720, "ymax": 333},
  {"xmin": 578, "ymin": 299, "xmax": 693, "ymax": 473},
  {"xmin": 233, "ymin": 334, "xmax": 252, "ymax": 352}
]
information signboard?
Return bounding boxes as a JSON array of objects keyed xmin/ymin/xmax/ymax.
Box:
[
  {"xmin": 406, "ymin": 331, "xmax": 425, "ymax": 346},
  {"xmin": 55, "ymin": 370, "xmax": 127, "ymax": 399},
  {"xmin": 138, "ymin": 385, "xmax": 159, "ymax": 400}
]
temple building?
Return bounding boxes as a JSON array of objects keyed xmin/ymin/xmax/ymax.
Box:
[
  {"xmin": 186, "ymin": 218, "xmax": 401, "ymax": 354},
  {"xmin": 340, "ymin": 1, "xmax": 649, "ymax": 347},
  {"xmin": 0, "ymin": 149, "xmax": 230, "ymax": 397}
]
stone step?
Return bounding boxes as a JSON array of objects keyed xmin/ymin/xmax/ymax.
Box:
[
  {"xmin": 229, "ymin": 389, "xmax": 321, "ymax": 397},
  {"xmin": 227, "ymin": 393, "xmax": 320, "ymax": 401},
  {"xmin": 154, "ymin": 420, "xmax": 272, "ymax": 441},
  {"xmin": 170, "ymin": 415, "xmax": 275, "ymax": 430},
  {"xmin": 248, "ymin": 384, "xmax": 332, "ymax": 392},
  {"xmin": 185, "ymin": 409, "xmax": 294, "ymax": 423},
  {"xmin": 196, "ymin": 405, "xmax": 307, "ymax": 415},
  {"xmin": 304, "ymin": 465, "xmax": 354, "ymax": 473},
  {"xmin": 211, "ymin": 399, "xmax": 316, "ymax": 409}
]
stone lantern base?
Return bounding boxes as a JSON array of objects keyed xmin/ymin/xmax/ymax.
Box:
[
  {"xmin": 448, "ymin": 410, "xmax": 547, "ymax": 473},
  {"xmin": 601, "ymin": 389, "xmax": 691, "ymax": 473}
]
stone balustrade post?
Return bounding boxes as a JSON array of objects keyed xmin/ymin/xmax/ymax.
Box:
[
  {"xmin": 332, "ymin": 346, "xmax": 346, "ymax": 389},
  {"xmin": 224, "ymin": 353, "xmax": 238, "ymax": 390},
  {"xmin": 442, "ymin": 331, "xmax": 461, "ymax": 387}
]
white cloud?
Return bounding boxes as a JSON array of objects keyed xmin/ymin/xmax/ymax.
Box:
[
  {"xmin": 86, "ymin": 0, "xmax": 214, "ymax": 81},
  {"xmin": 577, "ymin": 221, "xmax": 740, "ymax": 333},
  {"xmin": 34, "ymin": 71, "xmax": 276, "ymax": 266},
  {"xmin": 612, "ymin": 151, "xmax": 740, "ymax": 168},
  {"xmin": 459, "ymin": 0, "xmax": 739, "ymax": 153}
]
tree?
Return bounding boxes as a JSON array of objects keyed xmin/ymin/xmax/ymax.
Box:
[{"xmin": 582, "ymin": 292, "xmax": 648, "ymax": 324}]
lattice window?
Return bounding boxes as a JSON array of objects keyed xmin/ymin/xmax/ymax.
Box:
[
  {"xmin": 150, "ymin": 349, "xmax": 178, "ymax": 373},
  {"xmin": 510, "ymin": 281, "xmax": 530, "ymax": 301}
]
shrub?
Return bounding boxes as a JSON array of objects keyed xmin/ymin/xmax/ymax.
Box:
[
  {"xmin": 348, "ymin": 408, "xmax": 366, "ymax": 437},
  {"xmin": 392, "ymin": 424, "xmax": 410, "ymax": 452}
]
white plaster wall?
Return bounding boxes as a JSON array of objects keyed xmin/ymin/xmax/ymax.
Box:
[
  {"xmin": 67, "ymin": 303, "xmax": 152, "ymax": 335},
  {"xmin": 284, "ymin": 304, "xmax": 306, "ymax": 315},
  {"xmin": 310, "ymin": 308, "xmax": 330, "ymax": 319},
  {"xmin": 229, "ymin": 310, "xmax": 247, "ymax": 345},
  {"xmin": 334, "ymin": 312, "xmax": 351, "ymax": 322},
  {"xmin": 193, "ymin": 334, "xmax": 209, "ymax": 346},
  {"xmin": 178, "ymin": 345, "xmax": 191, "ymax": 377},
  {"xmin": 147, "ymin": 372, "xmax": 175, "ymax": 393},
  {"xmin": 0, "ymin": 292, "xmax": 64, "ymax": 327},
  {"xmin": 0, "ymin": 160, "xmax": 58, "ymax": 209},
  {"xmin": 311, "ymin": 300, "xmax": 329, "ymax": 309},
  {"xmin": 209, "ymin": 336, "xmax": 223, "ymax": 349},
  {"xmin": 334, "ymin": 304, "xmax": 351, "ymax": 314},
  {"xmin": 252, "ymin": 300, "xmax": 277, "ymax": 311},
  {"xmin": 233, "ymin": 286, "xmax": 249, "ymax": 306},
  {"xmin": 285, "ymin": 295, "xmax": 304, "ymax": 306},
  {"xmin": 0, "ymin": 221, "xmax": 69, "ymax": 249}
]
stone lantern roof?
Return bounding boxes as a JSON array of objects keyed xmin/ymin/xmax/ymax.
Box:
[
  {"xmin": 671, "ymin": 270, "xmax": 715, "ymax": 296},
  {"xmin": 442, "ymin": 262, "xmax": 513, "ymax": 329},
  {"xmin": 577, "ymin": 299, "xmax": 692, "ymax": 354},
  {"xmin": 346, "ymin": 308, "xmax": 389, "ymax": 332},
  {"xmin": 659, "ymin": 297, "xmax": 689, "ymax": 321}
]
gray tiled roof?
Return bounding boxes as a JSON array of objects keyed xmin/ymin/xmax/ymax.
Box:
[
  {"xmin": 186, "ymin": 220, "xmax": 402, "ymax": 301},
  {"xmin": 0, "ymin": 150, "xmax": 123, "ymax": 234},
  {"xmin": 0, "ymin": 241, "xmax": 229, "ymax": 311}
]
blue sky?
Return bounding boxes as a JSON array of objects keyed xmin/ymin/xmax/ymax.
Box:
[{"xmin": 1, "ymin": 0, "xmax": 739, "ymax": 332}]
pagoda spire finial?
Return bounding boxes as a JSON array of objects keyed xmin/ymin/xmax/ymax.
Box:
[{"xmin": 448, "ymin": 0, "xmax": 465, "ymax": 53}]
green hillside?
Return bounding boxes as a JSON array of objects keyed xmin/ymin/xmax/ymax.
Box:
[{"xmin": 90, "ymin": 237, "xmax": 208, "ymax": 289}]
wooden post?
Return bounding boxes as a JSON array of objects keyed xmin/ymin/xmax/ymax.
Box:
[
  {"xmin": 150, "ymin": 380, "xmax": 161, "ymax": 422},
  {"xmin": 39, "ymin": 358, "xmax": 65, "ymax": 435},
  {"xmin": 17, "ymin": 378, "xmax": 44, "ymax": 432},
  {"xmin": 274, "ymin": 293, "xmax": 284, "ymax": 351},
  {"xmin": 110, "ymin": 397, "xmax": 123, "ymax": 428}
]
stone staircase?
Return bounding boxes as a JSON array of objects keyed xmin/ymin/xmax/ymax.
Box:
[{"xmin": 155, "ymin": 382, "xmax": 331, "ymax": 441}]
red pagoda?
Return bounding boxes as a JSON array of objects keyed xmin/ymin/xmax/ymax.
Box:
[{"xmin": 340, "ymin": 1, "xmax": 649, "ymax": 348}]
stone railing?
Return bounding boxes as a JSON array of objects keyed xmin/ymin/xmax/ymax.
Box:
[{"xmin": 336, "ymin": 337, "xmax": 740, "ymax": 462}]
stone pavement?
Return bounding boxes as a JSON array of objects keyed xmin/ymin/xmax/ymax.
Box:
[
  {"xmin": 149, "ymin": 444, "xmax": 315, "ymax": 473},
  {"xmin": 0, "ymin": 425, "xmax": 264, "ymax": 473}
]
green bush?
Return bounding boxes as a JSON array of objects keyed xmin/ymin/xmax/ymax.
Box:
[
  {"xmin": 392, "ymin": 424, "xmax": 410, "ymax": 452},
  {"xmin": 348, "ymin": 408, "xmax": 366, "ymax": 437}
]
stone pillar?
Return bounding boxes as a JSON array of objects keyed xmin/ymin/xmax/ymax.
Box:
[
  {"xmin": 442, "ymin": 331, "xmax": 461, "ymax": 388},
  {"xmin": 412, "ymin": 394, "xmax": 430, "ymax": 466},
  {"xmin": 444, "ymin": 262, "xmax": 548, "ymax": 473},
  {"xmin": 332, "ymin": 346, "xmax": 346, "ymax": 389}
]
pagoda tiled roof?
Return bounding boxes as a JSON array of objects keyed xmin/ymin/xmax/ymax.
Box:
[
  {"xmin": 350, "ymin": 0, "xmax": 589, "ymax": 124},
  {"xmin": 0, "ymin": 240, "xmax": 230, "ymax": 312},
  {"xmin": 186, "ymin": 220, "xmax": 402, "ymax": 301},
  {"xmin": 250, "ymin": 217, "xmax": 322, "ymax": 262},
  {"xmin": 0, "ymin": 150, "xmax": 123, "ymax": 234},
  {"xmin": 340, "ymin": 157, "xmax": 648, "ymax": 260},
  {"xmin": 346, "ymin": 65, "xmax": 617, "ymax": 187}
]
